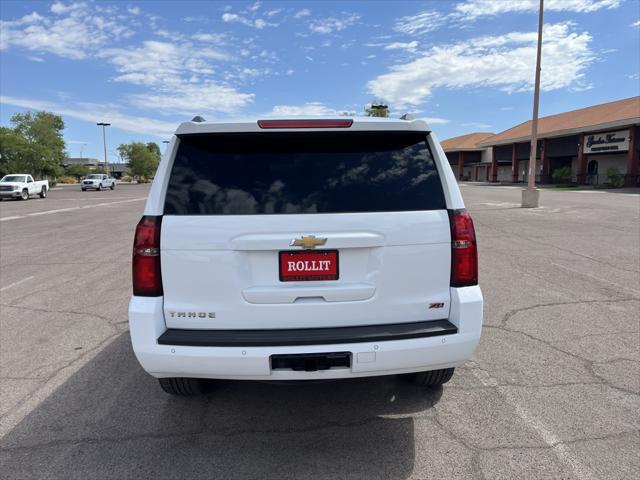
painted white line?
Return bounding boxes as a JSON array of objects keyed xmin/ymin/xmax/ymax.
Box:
[
  {"xmin": 0, "ymin": 275, "xmax": 35, "ymax": 292},
  {"xmin": 0, "ymin": 197, "xmax": 146, "ymax": 222},
  {"xmin": 471, "ymin": 369, "xmax": 596, "ymax": 480}
]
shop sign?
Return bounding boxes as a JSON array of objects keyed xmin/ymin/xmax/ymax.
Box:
[{"xmin": 584, "ymin": 129, "xmax": 629, "ymax": 154}]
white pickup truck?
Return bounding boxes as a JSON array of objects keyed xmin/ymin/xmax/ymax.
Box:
[{"xmin": 0, "ymin": 174, "xmax": 49, "ymax": 201}]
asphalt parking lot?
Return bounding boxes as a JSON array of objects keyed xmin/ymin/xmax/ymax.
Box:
[{"xmin": 1, "ymin": 183, "xmax": 638, "ymax": 479}]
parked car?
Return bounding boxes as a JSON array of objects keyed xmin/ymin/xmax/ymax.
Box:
[
  {"xmin": 0, "ymin": 174, "xmax": 49, "ymax": 200},
  {"xmin": 81, "ymin": 174, "xmax": 115, "ymax": 191},
  {"xmin": 129, "ymin": 117, "xmax": 482, "ymax": 396}
]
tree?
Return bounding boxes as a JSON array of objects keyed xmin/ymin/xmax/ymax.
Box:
[
  {"xmin": 117, "ymin": 142, "xmax": 161, "ymax": 181},
  {"xmin": 365, "ymin": 102, "xmax": 390, "ymax": 118},
  {"xmin": 65, "ymin": 163, "xmax": 90, "ymax": 180},
  {"xmin": 0, "ymin": 111, "xmax": 66, "ymax": 178}
]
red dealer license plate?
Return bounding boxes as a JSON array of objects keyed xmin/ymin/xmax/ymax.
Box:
[{"xmin": 279, "ymin": 250, "xmax": 339, "ymax": 282}]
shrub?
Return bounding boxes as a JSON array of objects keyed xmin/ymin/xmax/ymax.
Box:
[
  {"xmin": 551, "ymin": 166, "xmax": 572, "ymax": 184},
  {"xmin": 57, "ymin": 176, "xmax": 76, "ymax": 184},
  {"xmin": 120, "ymin": 175, "xmax": 132, "ymax": 183},
  {"xmin": 606, "ymin": 167, "xmax": 624, "ymax": 188}
]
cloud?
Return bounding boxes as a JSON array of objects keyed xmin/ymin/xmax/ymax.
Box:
[
  {"xmin": 267, "ymin": 102, "xmax": 343, "ymax": 117},
  {"xmin": 0, "ymin": 2, "xmax": 134, "ymax": 59},
  {"xmin": 97, "ymin": 40, "xmax": 253, "ymax": 115},
  {"xmin": 394, "ymin": 11, "xmax": 446, "ymax": 36},
  {"xmin": 393, "ymin": 0, "xmax": 623, "ymax": 36},
  {"xmin": 127, "ymin": 6, "xmax": 141, "ymax": 15},
  {"xmin": 0, "ymin": 95, "xmax": 178, "ymax": 138},
  {"xmin": 368, "ymin": 22, "xmax": 594, "ymax": 107},
  {"xmin": 633, "ymin": 20, "xmax": 640, "ymax": 28},
  {"xmin": 455, "ymin": 0, "xmax": 622, "ymax": 18},
  {"xmin": 309, "ymin": 13, "xmax": 360, "ymax": 34},
  {"xmin": 221, "ymin": 12, "xmax": 274, "ymax": 29},
  {"xmin": 384, "ymin": 41, "xmax": 419, "ymax": 53},
  {"xmin": 294, "ymin": 9, "xmax": 311, "ymax": 19}
]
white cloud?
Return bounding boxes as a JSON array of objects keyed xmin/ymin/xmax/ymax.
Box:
[
  {"xmin": 0, "ymin": 95, "xmax": 178, "ymax": 138},
  {"xmin": 368, "ymin": 23, "xmax": 594, "ymax": 107},
  {"xmin": 394, "ymin": 11, "xmax": 446, "ymax": 35},
  {"xmin": 50, "ymin": 2, "xmax": 86, "ymax": 15},
  {"xmin": 268, "ymin": 102, "xmax": 341, "ymax": 117},
  {"xmin": 394, "ymin": 0, "xmax": 623, "ymax": 37},
  {"xmin": 192, "ymin": 32, "xmax": 227, "ymax": 43},
  {"xmin": 127, "ymin": 6, "xmax": 141, "ymax": 15},
  {"xmin": 384, "ymin": 41, "xmax": 419, "ymax": 53},
  {"xmin": 420, "ymin": 116, "xmax": 450, "ymax": 125},
  {"xmin": 632, "ymin": 20, "xmax": 640, "ymax": 27},
  {"xmin": 221, "ymin": 12, "xmax": 273, "ymax": 29},
  {"xmin": 0, "ymin": 2, "xmax": 134, "ymax": 59},
  {"xmin": 294, "ymin": 9, "xmax": 311, "ymax": 19},
  {"xmin": 455, "ymin": 0, "xmax": 622, "ymax": 18},
  {"xmin": 309, "ymin": 13, "xmax": 360, "ymax": 34},
  {"xmin": 97, "ymin": 40, "xmax": 252, "ymax": 115}
]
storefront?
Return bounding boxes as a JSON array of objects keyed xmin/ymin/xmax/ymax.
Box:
[{"xmin": 472, "ymin": 97, "xmax": 640, "ymax": 186}]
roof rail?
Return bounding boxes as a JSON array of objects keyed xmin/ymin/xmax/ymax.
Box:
[{"xmin": 191, "ymin": 115, "xmax": 206, "ymax": 123}]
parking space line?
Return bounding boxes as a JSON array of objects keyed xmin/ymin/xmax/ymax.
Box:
[
  {"xmin": 0, "ymin": 197, "xmax": 147, "ymax": 222},
  {"xmin": 0, "ymin": 275, "xmax": 35, "ymax": 292},
  {"xmin": 471, "ymin": 369, "xmax": 596, "ymax": 480}
]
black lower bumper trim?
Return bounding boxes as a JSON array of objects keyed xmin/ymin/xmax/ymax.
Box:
[{"xmin": 157, "ymin": 320, "xmax": 457, "ymax": 347}]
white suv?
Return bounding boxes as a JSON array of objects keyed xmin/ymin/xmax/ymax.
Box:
[{"xmin": 128, "ymin": 117, "xmax": 483, "ymax": 395}]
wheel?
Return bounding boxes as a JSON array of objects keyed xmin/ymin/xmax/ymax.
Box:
[
  {"xmin": 20, "ymin": 189, "xmax": 29, "ymax": 201},
  {"xmin": 81, "ymin": 188, "xmax": 86, "ymax": 191},
  {"xmin": 158, "ymin": 377, "xmax": 205, "ymax": 396},
  {"xmin": 110, "ymin": 183, "xmax": 115, "ymax": 190},
  {"xmin": 403, "ymin": 368, "xmax": 455, "ymax": 387},
  {"xmin": 97, "ymin": 183, "xmax": 103, "ymax": 191},
  {"xmin": 39, "ymin": 187, "xmax": 47, "ymax": 198}
]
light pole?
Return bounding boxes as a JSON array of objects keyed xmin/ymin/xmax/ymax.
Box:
[
  {"xmin": 97, "ymin": 122, "xmax": 111, "ymax": 175},
  {"xmin": 522, "ymin": 0, "xmax": 544, "ymax": 208}
]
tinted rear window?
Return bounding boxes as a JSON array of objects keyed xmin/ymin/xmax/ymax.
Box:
[{"xmin": 164, "ymin": 132, "xmax": 445, "ymax": 215}]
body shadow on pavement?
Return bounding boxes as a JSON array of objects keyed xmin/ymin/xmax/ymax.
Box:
[{"xmin": 1, "ymin": 333, "xmax": 443, "ymax": 480}]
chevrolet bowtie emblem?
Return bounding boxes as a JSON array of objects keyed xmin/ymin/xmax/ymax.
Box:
[{"xmin": 290, "ymin": 235, "xmax": 327, "ymax": 249}]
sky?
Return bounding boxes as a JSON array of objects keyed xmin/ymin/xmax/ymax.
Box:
[{"xmin": 1, "ymin": 0, "xmax": 639, "ymax": 163}]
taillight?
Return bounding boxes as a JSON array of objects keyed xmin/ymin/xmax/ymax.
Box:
[
  {"xmin": 132, "ymin": 216, "xmax": 163, "ymax": 296},
  {"xmin": 257, "ymin": 119, "xmax": 353, "ymax": 129},
  {"xmin": 448, "ymin": 209, "xmax": 478, "ymax": 287}
]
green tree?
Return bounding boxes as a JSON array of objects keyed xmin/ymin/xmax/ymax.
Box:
[
  {"xmin": 0, "ymin": 111, "xmax": 66, "ymax": 178},
  {"xmin": 117, "ymin": 142, "xmax": 161, "ymax": 181},
  {"xmin": 65, "ymin": 163, "xmax": 90, "ymax": 180},
  {"xmin": 365, "ymin": 102, "xmax": 390, "ymax": 118}
]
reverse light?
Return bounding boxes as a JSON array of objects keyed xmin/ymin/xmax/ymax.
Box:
[
  {"xmin": 132, "ymin": 216, "xmax": 163, "ymax": 296},
  {"xmin": 448, "ymin": 209, "xmax": 478, "ymax": 287},
  {"xmin": 257, "ymin": 119, "xmax": 353, "ymax": 129}
]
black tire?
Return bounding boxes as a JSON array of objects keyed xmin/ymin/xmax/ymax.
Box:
[
  {"xmin": 403, "ymin": 368, "xmax": 455, "ymax": 387},
  {"xmin": 158, "ymin": 377, "xmax": 205, "ymax": 396},
  {"xmin": 39, "ymin": 187, "xmax": 47, "ymax": 198},
  {"xmin": 110, "ymin": 183, "xmax": 115, "ymax": 190},
  {"xmin": 81, "ymin": 188, "xmax": 86, "ymax": 191},
  {"xmin": 20, "ymin": 189, "xmax": 29, "ymax": 201},
  {"xmin": 97, "ymin": 183, "xmax": 103, "ymax": 191}
]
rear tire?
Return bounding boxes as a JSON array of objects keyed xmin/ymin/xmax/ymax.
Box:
[
  {"xmin": 403, "ymin": 368, "xmax": 455, "ymax": 387},
  {"xmin": 20, "ymin": 189, "xmax": 29, "ymax": 201},
  {"xmin": 39, "ymin": 187, "xmax": 47, "ymax": 198},
  {"xmin": 97, "ymin": 183, "xmax": 103, "ymax": 191},
  {"xmin": 158, "ymin": 377, "xmax": 205, "ymax": 396},
  {"xmin": 110, "ymin": 183, "xmax": 115, "ymax": 190},
  {"xmin": 81, "ymin": 188, "xmax": 86, "ymax": 191}
]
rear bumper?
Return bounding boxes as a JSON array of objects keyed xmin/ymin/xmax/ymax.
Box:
[{"xmin": 128, "ymin": 286, "xmax": 483, "ymax": 380}]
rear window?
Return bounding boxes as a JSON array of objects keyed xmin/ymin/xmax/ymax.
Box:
[{"xmin": 164, "ymin": 131, "xmax": 446, "ymax": 215}]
